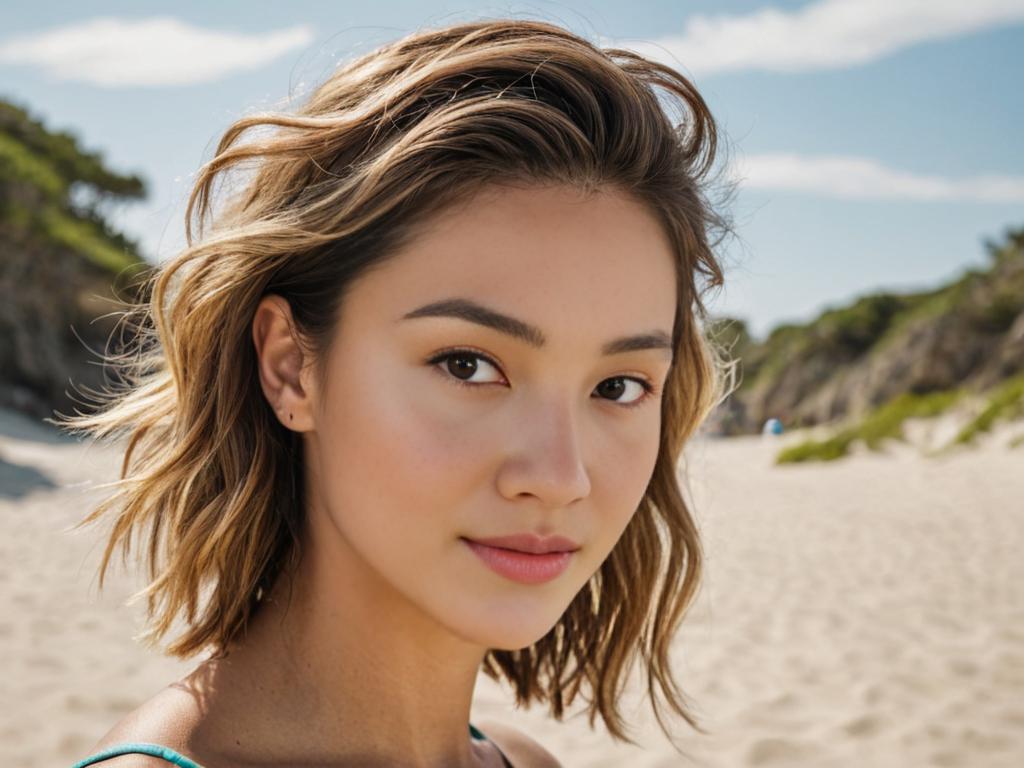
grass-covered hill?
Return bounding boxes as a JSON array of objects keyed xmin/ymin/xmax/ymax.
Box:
[
  {"xmin": 710, "ymin": 223, "xmax": 1024, "ymax": 449},
  {"xmin": 0, "ymin": 97, "xmax": 149, "ymax": 421}
]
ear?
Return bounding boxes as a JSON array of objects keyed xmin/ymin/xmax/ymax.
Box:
[{"xmin": 252, "ymin": 294, "xmax": 317, "ymax": 431}]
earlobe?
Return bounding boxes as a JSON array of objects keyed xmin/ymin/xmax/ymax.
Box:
[{"xmin": 273, "ymin": 404, "xmax": 296, "ymax": 425}]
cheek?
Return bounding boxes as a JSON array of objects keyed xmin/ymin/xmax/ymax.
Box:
[
  {"xmin": 592, "ymin": 417, "xmax": 662, "ymax": 541},
  {"xmin": 318, "ymin": 360, "xmax": 493, "ymax": 543}
]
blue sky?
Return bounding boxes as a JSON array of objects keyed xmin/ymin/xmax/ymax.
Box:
[{"xmin": 2, "ymin": 0, "xmax": 1021, "ymax": 337}]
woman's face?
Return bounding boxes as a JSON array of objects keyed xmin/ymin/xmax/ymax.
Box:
[{"xmin": 302, "ymin": 182, "xmax": 678, "ymax": 650}]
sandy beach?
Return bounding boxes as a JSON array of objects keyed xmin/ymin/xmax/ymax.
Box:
[{"xmin": 2, "ymin": 406, "xmax": 1022, "ymax": 768}]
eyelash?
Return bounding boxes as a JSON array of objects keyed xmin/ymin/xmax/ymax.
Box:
[{"xmin": 425, "ymin": 347, "xmax": 659, "ymax": 410}]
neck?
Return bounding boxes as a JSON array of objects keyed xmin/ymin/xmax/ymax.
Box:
[{"xmin": 185, "ymin": 512, "xmax": 493, "ymax": 767}]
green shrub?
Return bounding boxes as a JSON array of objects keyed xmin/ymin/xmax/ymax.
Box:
[
  {"xmin": 776, "ymin": 389, "xmax": 962, "ymax": 464},
  {"xmin": 39, "ymin": 207, "xmax": 139, "ymax": 273},
  {"xmin": 775, "ymin": 430, "xmax": 856, "ymax": 463},
  {"xmin": 953, "ymin": 375, "xmax": 1024, "ymax": 445}
]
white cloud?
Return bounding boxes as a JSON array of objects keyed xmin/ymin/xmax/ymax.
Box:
[
  {"xmin": 0, "ymin": 16, "xmax": 315, "ymax": 86},
  {"xmin": 731, "ymin": 152, "xmax": 1024, "ymax": 202},
  {"xmin": 610, "ymin": 0, "xmax": 1024, "ymax": 76}
]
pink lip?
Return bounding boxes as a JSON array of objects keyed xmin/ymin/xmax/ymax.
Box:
[
  {"xmin": 465, "ymin": 533, "xmax": 580, "ymax": 554},
  {"xmin": 461, "ymin": 536, "xmax": 577, "ymax": 585}
]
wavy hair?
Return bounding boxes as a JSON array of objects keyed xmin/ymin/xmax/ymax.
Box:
[{"xmin": 52, "ymin": 18, "xmax": 737, "ymax": 753}]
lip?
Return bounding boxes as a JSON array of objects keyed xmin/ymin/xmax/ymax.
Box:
[
  {"xmin": 464, "ymin": 533, "xmax": 580, "ymax": 554},
  {"xmin": 461, "ymin": 536, "xmax": 577, "ymax": 585}
]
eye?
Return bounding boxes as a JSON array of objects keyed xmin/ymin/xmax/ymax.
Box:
[
  {"xmin": 427, "ymin": 348, "xmax": 506, "ymax": 387},
  {"xmin": 593, "ymin": 376, "xmax": 657, "ymax": 409},
  {"xmin": 425, "ymin": 348, "xmax": 659, "ymax": 409}
]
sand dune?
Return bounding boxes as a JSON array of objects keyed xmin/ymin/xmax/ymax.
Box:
[{"xmin": 2, "ymin": 406, "xmax": 1021, "ymax": 767}]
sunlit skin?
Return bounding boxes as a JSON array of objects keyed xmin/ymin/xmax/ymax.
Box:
[{"xmin": 150, "ymin": 183, "xmax": 678, "ymax": 767}]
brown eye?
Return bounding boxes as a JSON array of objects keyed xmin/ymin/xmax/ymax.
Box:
[
  {"xmin": 595, "ymin": 376, "xmax": 654, "ymax": 408},
  {"xmin": 596, "ymin": 378, "xmax": 625, "ymax": 399},
  {"xmin": 446, "ymin": 353, "xmax": 478, "ymax": 380},
  {"xmin": 427, "ymin": 349, "xmax": 505, "ymax": 387}
]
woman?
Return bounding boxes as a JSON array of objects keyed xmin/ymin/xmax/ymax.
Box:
[{"xmin": 60, "ymin": 17, "xmax": 734, "ymax": 768}]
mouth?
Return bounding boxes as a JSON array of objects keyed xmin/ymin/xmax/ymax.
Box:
[
  {"xmin": 460, "ymin": 537, "xmax": 576, "ymax": 585},
  {"xmin": 462, "ymin": 532, "xmax": 580, "ymax": 555}
]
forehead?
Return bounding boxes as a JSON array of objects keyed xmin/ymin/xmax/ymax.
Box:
[{"xmin": 344, "ymin": 183, "xmax": 678, "ymax": 342}]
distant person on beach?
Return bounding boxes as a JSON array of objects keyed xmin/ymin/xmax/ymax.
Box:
[{"xmin": 55, "ymin": 17, "xmax": 735, "ymax": 768}]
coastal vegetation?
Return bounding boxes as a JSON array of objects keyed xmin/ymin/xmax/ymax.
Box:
[
  {"xmin": 708, "ymin": 222, "xmax": 1024, "ymax": 461},
  {"xmin": 0, "ymin": 98, "xmax": 148, "ymax": 419}
]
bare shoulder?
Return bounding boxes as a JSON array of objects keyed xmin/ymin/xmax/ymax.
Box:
[
  {"xmin": 84, "ymin": 683, "xmax": 203, "ymax": 765},
  {"xmin": 475, "ymin": 719, "xmax": 564, "ymax": 768}
]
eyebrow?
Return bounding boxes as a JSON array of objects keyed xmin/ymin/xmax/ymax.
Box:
[{"xmin": 399, "ymin": 297, "xmax": 674, "ymax": 358}]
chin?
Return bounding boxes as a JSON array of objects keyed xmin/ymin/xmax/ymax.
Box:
[{"xmin": 443, "ymin": 598, "xmax": 570, "ymax": 651}]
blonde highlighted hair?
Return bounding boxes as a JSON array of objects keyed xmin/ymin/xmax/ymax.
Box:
[{"xmin": 53, "ymin": 18, "xmax": 736, "ymax": 752}]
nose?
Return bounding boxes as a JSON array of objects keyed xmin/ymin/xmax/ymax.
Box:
[{"xmin": 495, "ymin": 394, "xmax": 592, "ymax": 508}]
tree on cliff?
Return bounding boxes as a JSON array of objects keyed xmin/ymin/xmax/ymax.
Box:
[{"xmin": 0, "ymin": 97, "xmax": 150, "ymax": 421}]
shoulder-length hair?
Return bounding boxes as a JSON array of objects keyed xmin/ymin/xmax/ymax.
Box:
[{"xmin": 53, "ymin": 17, "xmax": 736, "ymax": 752}]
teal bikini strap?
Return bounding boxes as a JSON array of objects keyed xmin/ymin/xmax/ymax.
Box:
[
  {"xmin": 70, "ymin": 742, "xmax": 204, "ymax": 768},
  {"xmin": 470, "ymin": 723, "xmax": 514, "ymax": 767},
  {"xmin": 75, "ymin": 730, "xmax": 504, "ymax": 768}
]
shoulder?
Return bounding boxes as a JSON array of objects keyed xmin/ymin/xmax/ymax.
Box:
[
  {"xmin": 83, "ymin": 683, "xmax": 203, "ymax": 766},
  {"xmin": 475, "ymin": 719, "xmax": 564, "ymax": 768}
]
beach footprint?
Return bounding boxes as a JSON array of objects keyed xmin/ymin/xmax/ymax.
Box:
[
  {"xmin": 839, "ymin": 712, "xmax": 886, "ymax": 738},
  {"xmin": 745, "ymin": 737, "xmax": 822, "ymax": 766}
]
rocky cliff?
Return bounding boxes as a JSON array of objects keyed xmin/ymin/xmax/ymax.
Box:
[
  {"xmin": 0, "ymin": 99, "xmax": 149, "ymax": 422},
  {"xmin": 711, "ymin": 224, "xmax": 1024, "ymax": 435}
]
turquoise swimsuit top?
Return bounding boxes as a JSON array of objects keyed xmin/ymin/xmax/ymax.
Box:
[{"xmin": 71, "ymin": 724, "xmax": 513, "ymax": 767}]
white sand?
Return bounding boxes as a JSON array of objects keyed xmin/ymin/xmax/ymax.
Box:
[{"xmin": 2, "ymin": 406, "xmax": 1022, "ymax": 767}]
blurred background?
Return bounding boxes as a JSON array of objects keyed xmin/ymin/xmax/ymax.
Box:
[{"xmin": 1, "ymin": 2, "xmax": 1022, "ymax": 767}]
